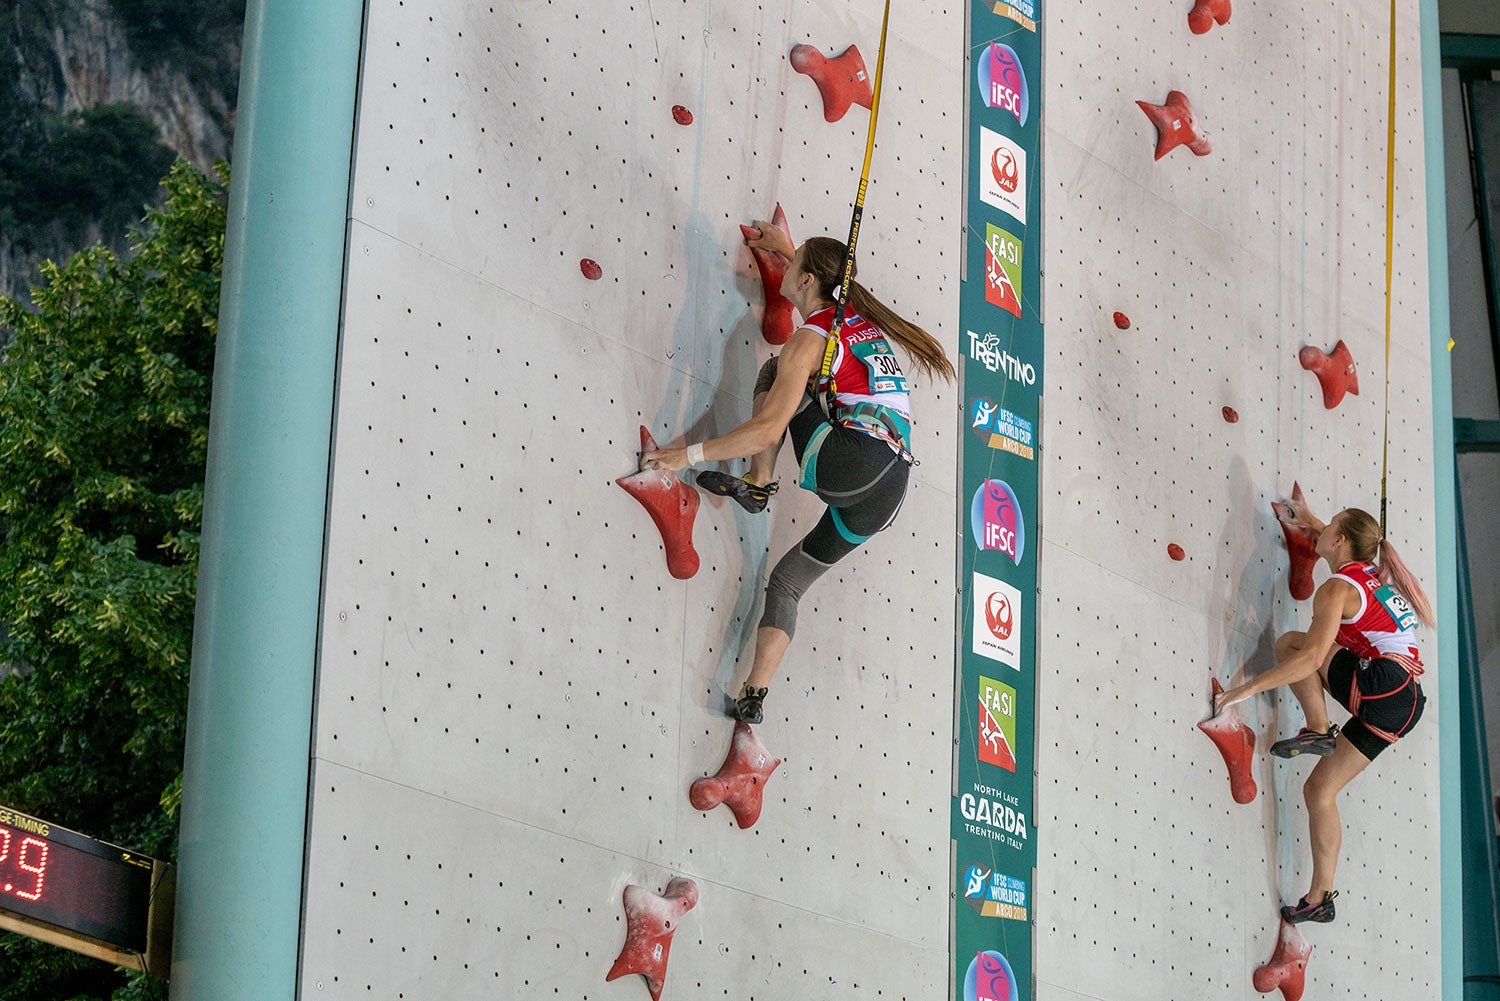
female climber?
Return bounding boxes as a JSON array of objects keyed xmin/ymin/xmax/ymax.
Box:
[
  {"xmin": 1213, "ymin": 498, "xmax": 1434, "ymax": 925},
  {"xmin": 641, "ymin": 223, "xmax": 954, "ymax": 725}
]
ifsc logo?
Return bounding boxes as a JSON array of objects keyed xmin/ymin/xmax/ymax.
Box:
[
  {"xmin": 964, "ymin": 949, "xmax": 1019, "ymax": 1001},
  {"xmin": 970, "ymin": 479, "xmax": 1025, "ymax": 565},
  {"xmin": 977, "ymin": 42, "xmax": 1029, "ymax": 127}
]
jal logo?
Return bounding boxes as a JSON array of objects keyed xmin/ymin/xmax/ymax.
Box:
[
  {"xmin": 978, "ymin": 42, "xmax": 1029, "ymax": 127},
  {"xmin": 977, "ymin": 674, "xmax": 1018, "ymax": 772},
  {"xmin": 978, "ymin": 126, "xmax": 1026, "ymax": 225},
  {"xmin": 970, "ymin": 479, "xmax": 1025, "ymax": 564},
  {"xmin": 964, "ymin": 949, "xmax": 1019, "ymax": 1001},
  {"xmin": 983, "ymin": 224, "xmax": 1023, "ymax": 318},
  {"xmin": 972, "ymin": 571, "xmax": 1022, "ymax": 668}
]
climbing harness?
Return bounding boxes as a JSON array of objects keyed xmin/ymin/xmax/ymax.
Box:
[
  {"xmin": 1378, "ymin": 0, "xmax": 1396, "ymax": 538},
  {"xmin": 817, "ymin": 0, "xmax": 892, "ymax": 419}
]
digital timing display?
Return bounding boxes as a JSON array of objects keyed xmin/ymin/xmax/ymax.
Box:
[{"xmin": 0, "ymin": 805, "xmax": 154, "ymax": 952}]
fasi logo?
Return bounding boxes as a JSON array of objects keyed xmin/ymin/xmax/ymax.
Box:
[
  {"xmin": 976, "ymin": 674, "xmax": 1018, "ymax": 772},
  {"xmin": 984, "ymin": 224, "xmax": 1023, "ymax": 318},
  {"xmin": 977, "ymin": 42, "xmax": 1029, "ymax": 127},
  {"xmin": 972, "ymin": 572, "xmax": 1022, "ymax": 669},
  {"xmin": 979, "ymin": 126, "xmax": 1026, "ymax": 225},
  {"xmin": 970, "ymin": 478, "xmax": 1025, "ymax": 564},
  {"xmin": 964, "ymin": 950, "xmax": 1019, "ymax": 1001}
]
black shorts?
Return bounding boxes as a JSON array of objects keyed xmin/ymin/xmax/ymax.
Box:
[{"xmin": 1327, "ymin": 648, "xmax": 1425, "ymax": 761}]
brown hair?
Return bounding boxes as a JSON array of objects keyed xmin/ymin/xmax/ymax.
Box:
[
  {"xmin": 1336, "ymin": 508, "xmax": 1435, "ymax": 629},
  {"xmin": 800, "ymin": 236, "xmax": 956, "ymax": 383}
]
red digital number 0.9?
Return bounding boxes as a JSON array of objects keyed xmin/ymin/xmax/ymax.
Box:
[{"xmin": 14, "ymin": 838, "xmax": 47, "ymax": 901}]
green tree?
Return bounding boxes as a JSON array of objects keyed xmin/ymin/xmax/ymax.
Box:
[{"xmin": 0, "ymin": 159, "xmax": 226, "ymax": 1000}]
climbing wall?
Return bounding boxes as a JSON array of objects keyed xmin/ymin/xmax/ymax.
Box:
[
  {"xmin": 294, "ymin": 1, "xmax": 1446, "ymax": 1000},
  {"xmin": 1035, "ymin": 0, "xmax": 1443, "ymax": 998},
  {"xmin": 297, "ymin": 1, "xmax": 962, "ymax": 998}
]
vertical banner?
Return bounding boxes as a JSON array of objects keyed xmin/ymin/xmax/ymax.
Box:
[{"xmin": 953, "ymin": 3, "xmax": 1042, "ymax": 1001}]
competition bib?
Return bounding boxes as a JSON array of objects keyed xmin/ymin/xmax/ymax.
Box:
[
  {"xmin": 851, "ymin": 338, "xmax": 908, "ymax": 395},
  {"xmin": 1374, "ymin": 583, "xmax": 1418, "ymax": 632}
]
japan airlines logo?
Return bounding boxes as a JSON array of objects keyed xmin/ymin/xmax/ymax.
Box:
[
  {"xmin": 964, "ymin": 950, "xmax": 1019, "ymax": 1001},
  {"xmin": 976, "ymin": 674, "xmax": 1018, "ymax": 772},
  {"xmin": 970, "ymin": 479, "xmax": 1025, "ymax": 564},
  {"xmin": 977, "ymin": 43, "xmax": 1029, "ymax": 127},
  {"xmin": 979, "ymin": 126, "xmax": 1026, "ymax": 224},
  {"xmin": 973, "ymin": 571, "xmax": 1021, "ymax": 668}
]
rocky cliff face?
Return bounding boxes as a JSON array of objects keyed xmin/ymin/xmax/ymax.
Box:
[{"xmin": 1, "ymin": 0, "xmax": 238, "ymax": 300}]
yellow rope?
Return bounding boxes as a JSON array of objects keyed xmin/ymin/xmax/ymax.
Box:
[
  {"xmin": 1379, "ymin": 0, "xmax": 1396, "ymax": 538},
  {"xmin": 819, "ymin": 0, "xmax": 892, "ymax": 414}
]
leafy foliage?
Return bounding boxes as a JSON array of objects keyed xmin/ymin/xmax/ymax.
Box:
[
  {"xmin": 107, "ymin": 0, "xmax": 246, "ymax": 96},
  {"xmin": 0, "ymin": 160, "xmax": 225, "ymax": 999}
]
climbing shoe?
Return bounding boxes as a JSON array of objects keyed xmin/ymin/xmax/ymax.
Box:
[
  {"xmin": 732, "ymin": 685, "xmax": 769, "ymax": 725},
  {"xmin": 1280, "ymin": 891, "xmax": 1337, "ymax": 925},
  {"xmin": 695, "ymin": 471, "xmax": 778, "ymax": 514},
  {"xmin": 1270, "ymin": 724, "xmax": 1339, "ymax": 758}
]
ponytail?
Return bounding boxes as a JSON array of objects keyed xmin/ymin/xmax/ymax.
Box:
[
  {"xmin": 799, "ymin": 236, "xmax": 956, "ymax": 383},
  {"xmin": 1338, "ymin": 508, "xmax": 1436, "ymax": 629}
]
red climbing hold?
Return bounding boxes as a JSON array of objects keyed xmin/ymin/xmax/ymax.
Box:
[
  {"xmin": 615, "ymin": 427, "xmax": 701, "ymax": 579},
  {"xmin": 1199, "ymin": 678, "xmax": 1257, "ymax": 804},
  {"xmin": 690, "ymin": 720, "xmax": 782, "ymax": 829},
  {"xmin": 1222, "ymin": 406, "xmax": 1240, "ymax": 423},
  {"xmin": 1167, "ymin": 543, "xmax": 1186, "ymax": 561},
  {"xmin": 1113, "ymin": 311, "xmax": 1131, "ymax": 330},
  {"xmin": 1273, "ymin": 482, "xmax": 1320, "ymax": 601},
  {"xmin": 671, "ymin": 104, "xmax": 693, "ymax": 126},
  {"xmin": 580, "ymin": 258, "xmax": 603, "ymax": 281},
  {"xmin": 1253, "ymin": 919, "xmax": 1312, "ymax": 1001},
  {"xmin": 1137, "ymin": 91, "xmax": 1213, "ymax": 160},
  {"xmin": 740, "ymin": 205, "xmax": 797, "ymax": 345},
  {"xmin": 1298, "ymin": 340, "xmax": 1359, "ymax": 410},
  {"xmin": 606, "ymin": 877, "xmax": 699, "ymax": 1001},
  {"xmin": 1188, "ymin": 0, "xmax": 1232, "ymax": 34},
  {"xmin": 789, "ymin": 43, "xmax": 873, "ymax": 123}
]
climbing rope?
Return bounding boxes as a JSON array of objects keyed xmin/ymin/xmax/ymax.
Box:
[
  {"xmin": 1379, "ymin": 0, "xmax": 1396, "ymax": 538},
  {"xmin": 818, "ymin": 0, "xmax": 892, "ymax": 417}
]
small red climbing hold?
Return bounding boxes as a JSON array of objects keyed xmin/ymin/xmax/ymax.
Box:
[
  {"xmin": 690, "ymin": 720, "xmax": 782, "ymax": 829},
  {"xmin": 1222, "ymin": 406, "xmax": 1239, "ymax": 423},
  {"xmin": 1113, "ymin": 311, "xmax": 1131, "ymax": 330},
  {"xmin": 1298, "ymin": 340, "xmax": 1359, "ymax": 409},
  {"xmin": 580, "ymin": 258, "xmax": 603, "ymax": 281},
  {"xmin": 606, "ymin": 878, "xmax": 699, "ymax": 1001},
  {"xmin": 1168, "ymin": 543, "xmax": 1186, "ymax": 561},
  {"xmin": 671, "ymin": 104, "xmax": 693, "ymax": 126},
  {"xmin": 1137, "ymin": 91, "xmax": 1213, "ymax": 160},
  {"xmin": 1200, "ymin": 677, "xmax": 1258, "ymax": 805},
  {"xmin": 789, "ymin": 43, "xmax": 873, "ymax": 123},
  {"xmin": 1188, "ymin": 0, "xmax": 1232, "ymax": 34},
  {"xmin": 1253, "ymin": 919, "xmax": 1312, "ymax": 1000}
]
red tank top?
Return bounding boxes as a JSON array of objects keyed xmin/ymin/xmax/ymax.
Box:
[
  {"xmin": 1331, "ymin": 561, "xmax": 1422, "ymax": 675},
  {"xmin": 802, "ymin": 306, "xmax": 911, "ymax": 418}
]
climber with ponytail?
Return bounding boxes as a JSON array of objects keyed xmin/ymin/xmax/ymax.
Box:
[
  {"xmin": 1214, "ymin": 493, "xmax": 1433, "ymax": 928},
  {"xmin": 642, "ymin": 225, "xmax": 954, "ymax": 725}
]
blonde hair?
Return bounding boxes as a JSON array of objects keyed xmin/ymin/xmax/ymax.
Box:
[
  {"xmin": 1336, "ymin": 508, "xmax": 1435, "ymax": 629},
  {"xmin": 800, "ymin": 236, "xmax": 956, "ymax": 383}
]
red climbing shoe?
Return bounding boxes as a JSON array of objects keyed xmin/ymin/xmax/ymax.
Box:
[
  {"xmin": 696, "ymin": 471, "xmax": 778, "ymax": 514},
  {"xmin": 1280, "ymin": 891, "xmax": 1337, "ymax": 925},
  {"xmin": 1270, "ymin": 725, "xmax": 1339, "ymax": 758}
]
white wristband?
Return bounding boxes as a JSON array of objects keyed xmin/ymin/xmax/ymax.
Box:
[{"xmin": 685, "ymin": 443, "xmax": 706, "ymax": 466}]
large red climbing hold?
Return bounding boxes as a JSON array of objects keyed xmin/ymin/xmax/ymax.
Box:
[
  {"xmin": 690, "ymin": 720, "xmax": 782, "ymax": 829},
  {"xmin": 615, "ymin": 427, "xmax": 701, "ymax": 579},
  {"xmin": 1188, "ymin": 0, "xmax": 1232, "ymax": 34},
  {"xmin": 1298, "ymin": 340, "xmax": 1359, "ymax": 409},
  {"xmin": 1253, "ymin": 919, "xmax": 1312, "ymax": 1000},
  {"xmin": 1199, "ymin": 678, "xmax": 1257, "ymax": 804},
  {"xmin": 1272, "ymin": 482, "xmax": 1320, "ymax": 601},
  {"xmin": 789, "ymin": 43, "xmax": 873, "ymax": 123},
  {"xmin": 606, "ymin": 877, "xmax": 699, "ymax": 1001},
  {"xmin": 1137, "ymin": 91, "xmax": 1213, "ymax": 160},
  {"xmin": 741, "ymin": 205, "xmax": 797, "ymax": 345}
]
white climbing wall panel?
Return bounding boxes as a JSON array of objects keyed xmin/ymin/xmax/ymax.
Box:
[{"xmin": 298, "ymin": 2, "xmax": 1445, "ymax": 1001}]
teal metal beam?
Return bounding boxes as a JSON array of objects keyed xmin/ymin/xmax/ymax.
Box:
[
  {"xmin": 170, "ymin": 2, "xmax": 363, "ymax": 1000},
  {"xmin": 1443, "ymin": 33, "xmax": 1500, "ymax": 71},
  {"xmin": 1455, "ymin": 418, "xmax": 1500, "ymax": 452},
  {"xmin": 1425, "ymin": 3, "xmax": 1464, "ymax": 1000}
]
